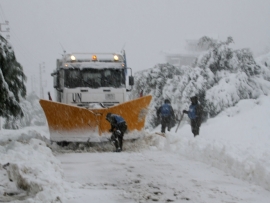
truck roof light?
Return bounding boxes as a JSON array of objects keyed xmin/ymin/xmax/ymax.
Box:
[
  {"xmin": 92, "ymin": 55, "xmax": 97, "ymax": 61},
  {"xmin": 114, "ymin": 55, "xmax": 119, "ymax": 61},
  {"xmin": 70, "ymin": 55, "xmax": 76, "ymax": 61}
]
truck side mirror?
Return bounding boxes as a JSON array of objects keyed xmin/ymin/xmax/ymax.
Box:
[
  {"xmin": 51, "ymin": 71, "xmax": 60, "ymax": 89},
  {"xmin": 129, "ymin": 76, "xmax": 134, "ymax": 86}
]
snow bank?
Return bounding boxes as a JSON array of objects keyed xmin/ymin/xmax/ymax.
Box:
[
  {"xmin": 157, "ymin": 95, "xmax": 270, "ymax": 191},
  {"xmin": 0, "ymin": 129, "xmax": 73, "ymax": 202}
]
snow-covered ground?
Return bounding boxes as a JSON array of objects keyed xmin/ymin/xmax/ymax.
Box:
[{"xmin": 1, "ymin": 95, "xmax": 270, "ymax": 202}]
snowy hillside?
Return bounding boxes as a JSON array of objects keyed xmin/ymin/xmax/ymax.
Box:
[
  {"xmin": 256, "ymin": 51, "xmax": 270, "ymax": 67},
  {"xmin": 130, "ymin": 38, "xmax": 270, "ymax": 130}
]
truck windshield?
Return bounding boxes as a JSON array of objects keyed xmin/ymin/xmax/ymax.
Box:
[
  {"xmin": 64, "ymin": 69, "xmax": 82, "ymax": 88},
  {"xmin": 64, "ymin": 68, "xmax": 126, "ymax": 88}
]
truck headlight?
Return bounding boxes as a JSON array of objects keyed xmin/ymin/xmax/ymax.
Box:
[
  {"xmin": 71, "ymin": 55, "xmax": 76, "ymax": 61},
  {"xmin": 114, "ymin": 55, "xmax": 119, "ymax": 61}
]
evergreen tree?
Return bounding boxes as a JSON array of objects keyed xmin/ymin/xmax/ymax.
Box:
[{"xmin": 0, "ymin": 34, "xmax": 27, "ymax": 125}]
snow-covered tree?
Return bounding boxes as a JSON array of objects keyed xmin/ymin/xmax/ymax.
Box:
[
  {"xmin": 0, "ymin": 34, "xmax": 27, "ymax": 128},
  {"xmin": 197, "ymin": 36, "xmax": 270, "ymax": 117},
  {"xmin": 3, "ymin": 92, "xmax": 46, "ymax": 129},
  {"xmin": 131, "ymin": 36, "xmax": 270, "ymax": 130},
  {"xmin": 130, "ymin": 63, "xmax": 185, "ymax": 129},
  {"xmin": 20, "ymin": 92, "xmax": 46, "ymax": 127}
]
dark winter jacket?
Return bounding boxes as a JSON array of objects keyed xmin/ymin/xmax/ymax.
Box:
[
  {"xmin": 188, "ymin": 103, "xmax": 202, "ymax": 122},
  {"xmin": 107, "ymin": 114, "xmax": 126, "ymax": 131},
  {"xmin": 157, "ymin": 103, "xmax": 175, "ymax": 118}
]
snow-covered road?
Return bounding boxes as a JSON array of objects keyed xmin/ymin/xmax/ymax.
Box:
[{"xmin": 58, "ymin": 149, "xmax": 270, "ymax": 203}]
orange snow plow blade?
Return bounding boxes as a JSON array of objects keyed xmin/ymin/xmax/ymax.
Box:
[{"xmin": 39, "ymin": 95, "xmax": 152, "ymax": 142}]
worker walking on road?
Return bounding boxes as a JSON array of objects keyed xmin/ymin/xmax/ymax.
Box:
[
  {"xmin": 106, "ymin": 113, "xmax": 127, "ymax": 152},
  {"xmin": 156, "ymin": 99, "xmax": 175, "ymax": 133},
  {"xmin": 183, "ymin": 96, "xmax": 202, "ymax": 137}
]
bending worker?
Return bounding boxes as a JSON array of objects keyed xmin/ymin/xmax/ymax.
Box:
[{"xmin": 106, "ymin": 113, "xmax": 127, "ymax": 152}]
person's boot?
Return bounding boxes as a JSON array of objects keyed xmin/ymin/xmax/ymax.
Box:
[
  {"xmin": 119, "ymin": 138, "xmax": 123, "ymax": 151},
  {"xmin": 113, "ymin": 141, "xmax": 120, "ymax": 152},
  {"xmin": 116, "ymin": 148, "xmax": 121, "ymax": 152}
]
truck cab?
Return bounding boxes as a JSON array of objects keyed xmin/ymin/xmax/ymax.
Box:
[{"xmin": 51, "ymin": 51, "xmax": 134, "ymax": 108}]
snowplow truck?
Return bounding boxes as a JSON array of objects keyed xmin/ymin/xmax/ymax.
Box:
[{"xmin": 39, "ymin": 51, "xmax": 152, "ymax": 143}]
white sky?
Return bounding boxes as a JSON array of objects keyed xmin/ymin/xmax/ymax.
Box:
[
  {"xmin": 1, "ymin": 94, "xmax": 270, "ymax": 202},
  {"xmin": 1, "ymin": 0, "xmax": 270, "ymax": 96}
]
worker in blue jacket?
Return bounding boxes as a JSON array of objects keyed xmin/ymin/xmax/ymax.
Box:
[
  {"xmin": 183, "ymin": 96, "xmax": 202, "ymax": 137},
  {"xmin": 106, "ymin": 113, "xmax": 127, "ymax": 152},
  {"xmin": 156, "ymin": 99, "xmax": 175, "ymax": 133}
]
